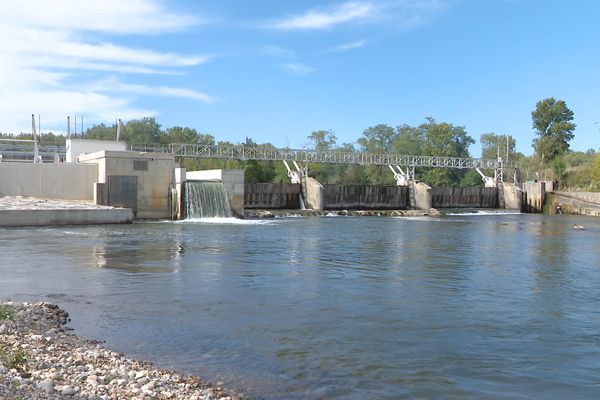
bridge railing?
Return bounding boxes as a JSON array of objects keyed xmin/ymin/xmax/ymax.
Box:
[
  {"xmin": 0, "ymin": 142, "xmax": 510, "ymax": 169},
  {"xmin": 129, "ymin": 143, "xmax": 509, "ymax": 169}
]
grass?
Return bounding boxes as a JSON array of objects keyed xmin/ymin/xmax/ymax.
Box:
[
  {"xmin": 0, "ymin": 341, "xmax": 28, "ymax": 371},
  {"xmin": 0, "ymin": 305, "xmax": 14, "ymax": 321}
]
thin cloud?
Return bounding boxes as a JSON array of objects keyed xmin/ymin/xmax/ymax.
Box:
[
  {"xmin": 260, "ymin": 45, "xmax": 297, "ymax": 59},
  {"xmin": 329, "ymin": 39, "xmax": 368, "ymax": 52},
  {"xmin": 271, "ymin": 2, "xmax": 376, "ymax": 30},
  {"xmin": 269, "ymin": 0, "xmax": 447, "ymax": 31},
  {"xmin": 283, "ymin": 63, "xmax": 317, "ymax": 75},
  {"xmin": 91, "ymin": 81, "xmax": 215, "ymax": 103}
]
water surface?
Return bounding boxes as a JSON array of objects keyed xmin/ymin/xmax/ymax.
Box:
[{"xmin": 1, "ymin": 214, "xmax": 600, "ymax": 399}]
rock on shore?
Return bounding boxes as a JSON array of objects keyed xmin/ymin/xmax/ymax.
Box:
[{"xmin": 0, "ymin": 301, "xmax": 237, "ymax": 400}]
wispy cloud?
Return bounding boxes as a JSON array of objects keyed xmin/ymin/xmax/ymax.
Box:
[
  {"xmin": 89, "ymin": 80, "xmax": 215, "ymax": 103},
  {"xmin": 271, "ymin": 2, "xmax": 376, "ymax": 30},
  {"xmin": 260, "ymin": 45, "xmax": 297, "ymax": 59},
  {"xmin": 269, "ymin": 0, "xmax": 446, "ymax": 31},
  {"xmin": 0, "ymin": 0, "xmax": 210, "ymax": 133},
  {"xmin": 283, "ymin": 63, "xmax": 317, "ymax": 75},
  {"xmin": 329, "ymin": 39, "xmax": 368, "ymax": 52}
]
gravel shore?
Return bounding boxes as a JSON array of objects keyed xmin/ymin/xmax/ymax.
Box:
[{"xmin": 0, "ymin": 301, "xmax": 238, "ymax": 400}]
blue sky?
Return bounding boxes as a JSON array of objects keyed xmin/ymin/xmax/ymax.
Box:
[{"xmin": 0, "ymin": 0, "xmax": 598, "ymax": 156}]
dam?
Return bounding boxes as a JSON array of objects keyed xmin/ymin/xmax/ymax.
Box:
[{"xmin": 2, "ymin": 138, "xmax": 597, "ymax": 225}]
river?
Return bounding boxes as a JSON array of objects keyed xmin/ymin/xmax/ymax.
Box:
[{"xmin": 1, "ymin": 213, "xmax": 599, "ymax": 399}]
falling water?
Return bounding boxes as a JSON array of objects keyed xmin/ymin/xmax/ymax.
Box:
[{"xmin": 184, "ymin": 181, "xmax": 231, "ymax": 218}]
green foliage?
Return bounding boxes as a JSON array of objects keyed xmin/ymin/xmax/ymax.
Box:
[
  {"xmin": 0, "ymin": 305, "xmax": 14, "ymax": 320},
  {"xmin": 393, "ymin": 125, "xmax": 424, "ymax": 155},
  {"xmin": 531, "ymin": 97, "xmax": 576, "ymax": 160},
  {"xmin": 308, "ymin": 130, "xmax": 337, "ymax": 151},
  {"xmin": 358, "ymin": 124, "xmax": 395, "ymax": 153},
  {"xmin": 0, "ymin": 341, "xmax": 28, "ymax": 371},
  {"xmin": 480, "ymin": 133, "xmax": 517, "ymax": 160},
  {"xmin": 419, "ymin": 118, "xmax": 475, "ymax": 186}
]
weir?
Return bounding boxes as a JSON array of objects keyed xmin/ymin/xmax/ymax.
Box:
[{"xmin": 184, "ymin": 181, "xmax": 232, "ymax": 219}]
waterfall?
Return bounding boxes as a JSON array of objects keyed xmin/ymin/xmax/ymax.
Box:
[{"xmin": 184, "ymin": 181, "xmax": 232, "ymax": 218}]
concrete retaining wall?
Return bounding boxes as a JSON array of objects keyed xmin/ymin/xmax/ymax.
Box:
[
  {"xmin": 431, "ymin": 187, "xmax": 498, "ymax": 208},
  {"xmin": 502, "ymin": 183, "xmax": 523, "ymax": 210},
  {"xmin": 324, "ymin": 185, "xmax": 408, "ymax": 210},
  {"xmin": 560, "ymin": 192, "xmax": 600, "ymax": 204},
  {"xmin": 0, "ymin": 208, "xmax": 132, "ymax": 227},
  {"xmin": 304, "ymin": 177, "xmax": 324, "ymax": 210},
  {"xmin": 245, "ymin": 183, "xmax": 300, "ymax": 209},
  {"xmin": 522, "ymin": 182, "xmax": 545, "ymax": 213},
  {"xmin": 413, "ymin": 181, "xmax": 432, "ymax": 210},
  {"xmin": 0, "ymin": 163, "xmax": 97, "ymax": 200},
  {"xmin": 544, "ymin": 191, "xmax": 600, "ymax": 216}
]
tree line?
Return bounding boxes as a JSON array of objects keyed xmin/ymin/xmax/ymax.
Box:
[{"xmin": 2, "ymin": 97, "xmax": 599, "ymax": 189}]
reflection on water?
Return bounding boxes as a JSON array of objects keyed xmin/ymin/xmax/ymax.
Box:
[{"xmin": 1, "ymin": 215, "xmax": 600, "ymax": 399}]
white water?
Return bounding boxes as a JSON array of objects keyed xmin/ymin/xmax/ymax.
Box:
[
  {"xmin": 446, "ymin": 209, "xmax": 522, "ymax": 216},
  {"xmin": 185, "ymin": 181, "xmax": 231, "ymax": 219}
]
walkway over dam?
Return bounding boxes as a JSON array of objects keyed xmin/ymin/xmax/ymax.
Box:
[
  {"xmin": 131, "ymin": 143, "xmax": 509, "ymax": 170},
  {"xmin": 1, "ymin": 142, "xmax": 509, "ymax": 170}
]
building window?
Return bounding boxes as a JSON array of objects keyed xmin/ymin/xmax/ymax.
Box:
[{"xmin": 133, "ymin": 160, "xmax": 149, "ymax": 171}]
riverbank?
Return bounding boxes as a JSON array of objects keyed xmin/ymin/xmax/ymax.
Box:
[
  {"xmin": 0, "ymin": 301, "xmax": 237, "ymax": 400},
  {"xmin": 244, "ymin": 208, "xmax": 441, "ymax": 218}
]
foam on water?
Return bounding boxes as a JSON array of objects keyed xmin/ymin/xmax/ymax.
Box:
[
  {"xmin": 177, "ymin": 217, "xmax": 278, "ymax": 225},
  {"xmin": 446, "ymin": 209, "xmax": 522, "ymax": 216}
]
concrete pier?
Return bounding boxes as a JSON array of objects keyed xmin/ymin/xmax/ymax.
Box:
[{"xmin": 0, "ymin": 197, "xmax": 132, "ymax": 227}]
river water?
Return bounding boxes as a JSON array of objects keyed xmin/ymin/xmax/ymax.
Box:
[{"xmin": 1, "ymin": 213, "xmax": 600, "ymax": 399}]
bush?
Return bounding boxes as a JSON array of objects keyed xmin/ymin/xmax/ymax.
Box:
[
  {"xmin": 0, "ymin": 341, "xmax": 28, "ymax": 371},
  {"xmin": 0, "ymin": 305, "xmax": 14, "ymax": 321}
]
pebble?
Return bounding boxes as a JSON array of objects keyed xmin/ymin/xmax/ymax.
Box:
[{"xmin": 0, "ymin": 301, "xmax": 238, "ymax": 400}]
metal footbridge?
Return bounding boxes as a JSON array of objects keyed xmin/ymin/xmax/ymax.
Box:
[
  {"xmin": 0, "ymin": 142, "xmax": 509, "ymax": 170},
  {"xmin": 130, "ymin": 143, "xmax": 509, "ymax": 170}
]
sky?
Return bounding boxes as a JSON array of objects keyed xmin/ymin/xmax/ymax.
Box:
[{"xmin": 0, "ymin": 0, "xmax": 598, "ymax": 157}]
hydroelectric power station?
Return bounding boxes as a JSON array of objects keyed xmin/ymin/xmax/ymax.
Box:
[{"xmin": 4, "ymin": 133, "xmax": 597, "ymax": 226}]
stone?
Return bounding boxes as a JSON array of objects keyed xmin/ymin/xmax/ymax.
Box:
[{"xmin": 37, "ymin": 379, "xmax": 54, "ymax": 393}]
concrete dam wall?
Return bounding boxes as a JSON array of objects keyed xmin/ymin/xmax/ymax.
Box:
[
  {"xmin": 244, "ymin": 183, "xmax": 301, "ymax": 209},
  {"xmin": 244, "ymin": 183, "xmax": 501, "ymax": 210},
  {"xmin": 323, "ymin": 185, "xmax": 409, "ymax": 210},
  {"xmin": 431, "ymin": 187, "xmax": 498, "ymax": 208}
]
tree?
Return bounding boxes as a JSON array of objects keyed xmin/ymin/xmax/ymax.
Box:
[
  {"xmin": 120, "ymin": 118, "xmax": 162, "ymax": 144},
  {"xmin": 161, "ymin": 126, "xmax": 214, "ymax": 145},
  {"xmin": 480, "ymin": 133, "xmax": 517, "ymax": 160},
  {"xmin": 357, "ymin": 124, "xmax": 395, "ymax": 153},
  {"xmin": 84, "ymin": 123, "xmax": 118, "ymax": 140},
  {"xmin": 392, "ymin": 125, "xmax": 424, "ymax": 155},
  {"xmin": 531, "ymin": 98, "xmax": 576, "ymax": 161},
  {"xmin": 420, "ymin": 118, "xmax": 475, "ymax": 186},
  {"xmin": 357, "ymin": 124, "xmax": 397, "ymax": 184},
  {"xmin": 308, "ymin": 130, "xmax": 337, "ymax": 151}
]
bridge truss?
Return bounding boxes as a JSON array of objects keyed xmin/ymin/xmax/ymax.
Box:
[
  {"xmin": 129, "ymin": 143, "xmax": 508, "ymax": 170},
  {"xmin": 0, "ymin": 142, "xmax": 509, "ymax": 175}
]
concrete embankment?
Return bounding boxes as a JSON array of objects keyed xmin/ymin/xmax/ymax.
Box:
[
  {"xmin": 0, "ymin": 196, "xmax": 132, "ymax": 227},
  {"xmin": 0, "ymin": 301, "xmax": 237, "ymax": 400},
  {"xmin": 544, "ymin": 191, "xmax": 600, "ymax": 216}
]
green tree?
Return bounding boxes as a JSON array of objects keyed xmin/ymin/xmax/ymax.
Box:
[
  {"xmin": 420, "ymin": 118, "xmax": 475, "ymax": 186},
  {"xmin": 392, "ymin": 125, "xmax": 424, "ymax": 155},
  {"xmin": 84, "ymin": 123, "xmax": 118, "ymax": 140},
  {"xmin": 120, "ymin": 118, "xmax": 162, "ymax": 144},
  {"xmin": 531, "ymin": 97, "xmax": 576, "ymax": 161},
  {"xmin": 357, "ymin": 124, "xmax": 395, "ymax": 153},
  {"xmin": 358, "ymin": 124, "xmax": 397, "ymax": 184},
  {"xmin": 308, "ymin": 130, "xmax": 337, "ymax": 151},
  {"xmin": 480, "ymin": 133, "xmax": 517, "ymax": 160},
  {"xmin": 161, "ymin": 126, "xmax": 214, "ymax": 145}
]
